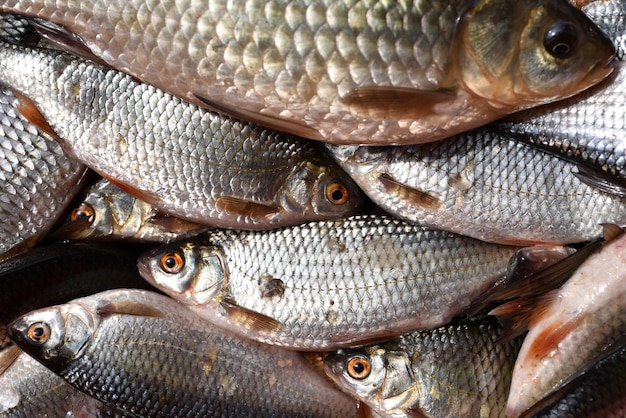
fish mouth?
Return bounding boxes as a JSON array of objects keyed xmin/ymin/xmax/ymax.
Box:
[{"xmin": 585, "ymin": 57, "xmax": 615, "ymax": 86}]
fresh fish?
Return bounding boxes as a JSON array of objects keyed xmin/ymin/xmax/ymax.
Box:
[
  {"xmin": 0, "ymin": 345, "xmax": 128, "ymax": 418},
  {"xmin": 490, "ymin": 225, "xmax": 626, "ymax": 418},
  {"xmin": 583, "ymin": 0, "xmax": 626, "ymax": 59},
  {"xmin": 495, "ymin": 62, "xmax": 626, "ymax": 198},
  {"xmin": 136, "ymin": 214, "xmax": 571, "ymax": 350},
  {"xmin": 0, "ymin": 0, "xmax": 615, "ymax": 145},
  {"xmin": 0, "ymin": 242, "xmax": 155, "ymax": 350},
  {"xmin": 324, "ymin": 127, "xmax": 626, "ymax": 245},
  {"xmin": 0, "ymin": 14, "xmax": 37, "ymax": 44},
  {"xmin": 0, "ymin": 42, "xmax": 364, "ymax": 230},
  {"xmin": 7, "ymin": 289, "xmax": 360, "ymax": 417},
  {"xmin": 52, "ymin": 176, "xmax": 212, "ymax": 242},
  {"xmin": 324, "ymin": 317, "xmax": 523, "ymax": 418},
  {"xmin": 0, "ymin": 86, "xmax": 86, "ymax": 258}
]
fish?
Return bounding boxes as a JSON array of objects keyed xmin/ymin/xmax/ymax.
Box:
[
  {"xmin": 0, "ymin": 41, "xmax": 364, "ymax": 230},
  {"xmin": 583, "ymin": 0, "xmax": 626, "ymax": 60},
  {"xmin": 136, "ymin": 214, "xmax": 571, "ymax": 350},
  {"xmin": 7, "ymin": 289, "xmax": 361, "ymax": 418},
  {"xmin": 323, "ymin": 127, "xmax": 626, "ymax": 245},
  {"xmin": 0, "ymin": 241, "xmax": 156, "ymax": 350},
  {"xmin": 52, "ymin": 176, "xmax": 212, "ymax": 243},
  {"xmin": 0, "ymin": 345, "xmax": 129, "ymax": 418},
  {"xmin": 324, "ymin": 317, "xmax": 523, "ymax": 418},
  {"xmin": 0, "ymin": 85, "xmax": 86, "ymax": 258},
  {"xmin": 0, "ymin": 0, "xmax": 615, "ymax": 145},
  {"xmin": 0, "ymin": 14, "xmax": 38, "ymax": 45},
  {"xmin": 490, "ymin": 224, "xmax": 626, "ymax": 418},
  {"xmin": 495, "ymin": 61, "xmax": 626, "ymax": 198}
]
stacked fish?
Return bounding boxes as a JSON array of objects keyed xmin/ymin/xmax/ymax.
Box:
[{"xmin": 0, "ymin": 0, "xmax": 624, "ymax": 417}]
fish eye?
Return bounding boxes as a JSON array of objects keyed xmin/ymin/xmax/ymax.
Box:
[
  {"xmin": 544, "ymin": 21, "xmax": 578, "ymax": 59},
  {"xmin": 346, "ymin": 355, "xmax": 371, "ymax": 379},
  {"xmin": 160, "ymin": 251, "xmax": 185, "ymax": 274},
  {"xmin": 325, "ymin": 183, "xmax": 349, "ymax": 205},
  {"xmin": 27, "ymin": 322, "xmax": 51, "ymax": 345},
  {"xmin": 70, "ymin": 203, "xmax": 96, "ymax": 224}
]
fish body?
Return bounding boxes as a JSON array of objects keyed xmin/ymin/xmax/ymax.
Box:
[
  {"xmin": 583, "ymin": 0, "xmax": 626, "ymax": 59},
  {"xmin": 7, "ymin": 289, "xmax": 360, "ymax": 418},
  {"xmin": 0, "ymin": 0, "xmax": 615, "ymax": 145},
  {"xmin": 53, "ymin": 176, "xmax": 211, "ymax": 242},
  {"xmin": 324, "ymin": 127, "xmax": 626, "ymax": 245},
  {"xmin": 138, "ymin": 214, "xmax": 529, "ymax": 350},
  {"xmin": 500, "ymin": 228, "xmax": 626, "ymax": 417},
  {"xmin": 324, "ymin": 318, "xmax": 522, "ymax": 418},
  {"xmin": 0, "ymin": 42, "xmax": 364, "ymax": 230},
  {"xmin": 0, "ymin": 86, "xmax": 85, "ymax": 257}
]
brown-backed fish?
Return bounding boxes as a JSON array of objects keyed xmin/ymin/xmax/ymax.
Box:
[
  {"xmin": 0, "ymin": 0, "xmax": 615, "ymax": 145},
  {"xmin": 0, "ymin": 41, "xmax": 364, "ymax": 230},
  {"xmin": 7, "ymin": 289, "xmax": 360, "ymax": 417}
]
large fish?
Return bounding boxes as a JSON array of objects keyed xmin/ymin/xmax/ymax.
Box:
[
  {"xmin": 7, "ymin": 289, "xmax": 360, "ymax": 417},
  {"xmin": 491, "ymin": 225, "xmax": 626, "ymax": 418},
  {"xmin": 0, "ymin": 0, "xmax": 615, "ymax": 145},
  {"xmin": 136, "ymin": 214, "xmax": 571, "ymax": 350},
  {"xmin": 0, "ymin": 42, "xmax": 364, "ymax": 230},
  {"xmin": 324, "ymin": 127, "xmax": 626, "ymax": 245},
  {"xmin": 324, "ymin": 317, "xmax": 522, "ymax": 418}
]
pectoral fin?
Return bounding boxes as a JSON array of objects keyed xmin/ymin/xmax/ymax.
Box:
[
  {"xmin": 378, "ymin": 173, "xmax": 441, "ymax": 210},
  {"xmin": 97, "ymin": 300, "xmax": 167, "ymax": 319},
  {"xmin": 574, "ymin": 165, "xmax": 626, "ymax": 197},
  {"xmin": 219, "ymin": 298, "xmax": 285, "ymax": 335},
  {"xmin": 216, "ymin": 196, "xmax": 282, "ymax": 218},
  {"xmin": 13, "ymin": 91, "xmax": 60, "ymax": 140}
]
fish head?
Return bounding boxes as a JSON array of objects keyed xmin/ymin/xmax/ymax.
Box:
[
  {"xmin": 324, "ymin": 345, "xmax": 419, "ymax": 414},
  {"xmin": 7, "ymin": 303, "xmax": 95, "ymax": 374},
  {"xmin": 137, "ymin": 241, "xmax": 226, "ymax": 305},
  {"xmin": 280, "ymin": 157, "xmax": 365, "ymax": 220},
  {"xmin": 458, "ymin": 0, "xmax": 615, "ymax": 110}
]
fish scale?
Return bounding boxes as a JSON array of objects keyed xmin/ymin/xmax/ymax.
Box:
[{"xmin": 0, "ymin": 0, "xmax": 614, "ymax": 144}]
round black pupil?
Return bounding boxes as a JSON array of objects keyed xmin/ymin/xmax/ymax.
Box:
[
  {"xmin": 331, "ymin": 189, "xmax": 344, "ymax": 201},
  {"xmin": 33, "ymin": 327, "xmax": 44, "ymax": 338},
  {"xmin": 165, "ymin": 256, "xmax": 177, "ymax": 269},
  {"xmin": 76, "ymin": 210, "xmax": 88, "ymax": 219},
  {"xmin": 544, "ymin": 21, "xmax": 577, "ymax": 58},
  {"xmin": 352, "ymin": 360, "xmax": 365, "ymax": 374}
]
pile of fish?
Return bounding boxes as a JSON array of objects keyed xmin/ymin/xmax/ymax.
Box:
[{"xmin": 0, "ymin": 0, "xmax": 625, "ymax": 416}]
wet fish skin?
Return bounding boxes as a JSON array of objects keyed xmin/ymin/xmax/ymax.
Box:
[
  {"xmin": 0, "ymin": 86, "xmax": 86, "ymax": 258},
  {"xmin": 324, "ymin": 318, "xmax": 522, "ymax": 418},
  {"xmin": 137, "ymin": 214, "xmax": 533, "ymax": 350},
  {"xmin": 0, "ymin": 242, "xmax": 155, "ymax": 351},
  {"xmin": 7, "ymin": 289, "xmax": 360, "ymax": 418},
  {"xmin": 0, "ymin": 0, "xmax": 615, "ymax": 145},
  {"xmin": 583, "ymin": 0, "xmax": 626, "ymax": 60},
  {"xmin": 324, "ymin": 127, "xmax": 626, "ymax": 245},
  {"xmin": 0, "ymin": 345, "xmax": 129, "ymax": 418},
  {"xmin": 0, "ymin": 42, "xmax": 364, "ymax": 230},
  {"xmin": 53, "ymin": 176, "xmax": 212, "ymax": 243}
]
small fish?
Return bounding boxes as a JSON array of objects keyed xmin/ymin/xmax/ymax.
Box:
[
  {"xmin": 52, "ymin": 176, "xmax": 211, "ymax": 242},
  {"xmin": 7, "ymin": 289, "xmax": 360, "ymax": 417},
  {"xmin": 0, "ymin": 41, "xmax": 364, "ymax": 230},
  {"xmin": 324, "ymin": 127, "xmax": 626, "ymax": 245},
  {"xmin": 324, "ymin": 317, "xmax": 523, "ymax": 418},
  {"xmin": 0, "ymin": 0, "xmax": 615, "ymax": 145},
  {"xmin": 491, "ymin": 224, "xmax": 626, "ymax": 418},
  {"xmin": 137, "ymin": 214, "xmax": 568, "ymax": 350},
  {"xmin": 0, "ymin": 86, "xmax": 86, "ymax": 258},
  {"xmin": 0, "ymin": 242, "xmax": 155, "ymax": 350}
]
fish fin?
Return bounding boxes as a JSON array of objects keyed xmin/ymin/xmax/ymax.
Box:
[
  {"xmin": 216, "ymin": 196, "xmax": 282, "ymax": 218},
  {"xmin": 97, "ymin": 300, "xmax": 166, "ymax": 319},
  {"xmin": 12, "ymin": 91, "xmax": 60, "ymax": 139},
  {"xmin": 99, "ymin": 175, "xmax": 161, "ymax": 206},
  {"xmin": 341, "ymin": 86, "xmax": 456, "ymax": 120},
  {"xmin": 0, "ymin": 344, "xmax": 21, "ymax": 375},
  {"xmin": 193, "ymin": 93, "xmax": 320, "ymax": 140},
  {"xmin": 219, "ymin": 298, "xmax": 285, "ymax": 334},
  {"xmin": 489, "ymin": 289, "xmax": 560, "ymax": 343},
  {"xmin": 329, "ymin": 328, "xmax": 401, "ymax": 347},
  {"xmin": 405, "ymin": 407, "xmax": 431, "ymax": 418},
  {"xmin": 0, "ymin": 234, "xmax": 45, "ymax": 263},
  {"xmin": 378, "ymin": 173, "xmax": 441, "ymax": 210},
  {"xmin": 601, "ymin": 223, "xmax": 625, "ymax": 243},
  {"xmin": 48, "ymin": 215, "xmax": 93, "ymax": 240},
  {"xmin": 574, "ymin": 165, "xmax": 626, "ymax": 197},
  {"xmin": 525, "ymin": 315, "xmax": 584, "ymax": 361}
]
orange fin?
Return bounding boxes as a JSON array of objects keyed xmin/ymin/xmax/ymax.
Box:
[
  {"xmin": 341, "ymin": 86, "xmax": 456, "ymax": 120},
  {"xmin": 526, "ymin": 315, "xmax": 584, "ymax": 361},
  {"xmin": 219, "ymin": 298, "xmax": 284, "ymax": 334},
  {"xmin": 13, "ymin": 91, "xmax": 60, "ymax": 139},
  {"xmin": 330, "ymin": 328, "xmax": 401, "ymax": 347},
  {"xmin": 574, "ymin": 165, "xmax": 626, "ymax": 198},
  {"xmin": 216, "ymin": 196, "xmax": 282, "ymax": 218},
  {"xmin": 0, "ymin": 344, "xmax": 21, "ymax": 375},
  {"xmin": 99, "ymin": 175, "xmax": 161, "ymax": 206},
  {"xmin": 97, "ymin": 300, "xmax": 166, "ymax": 319},
  {"xmin": 378, "ymin": 173, "xmax": 441, "ymax": 210},
  {"xmin": 601, "ymin": 223, "xmax": 625, "ymax": 243},
  {"xmin": 193, "ymin": 93, "xmax": 320, "ymax": 141}
]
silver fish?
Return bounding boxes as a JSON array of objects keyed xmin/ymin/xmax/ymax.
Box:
[
  {"xmin": 0, "ymin": 0, "xmax": 615, "ymax": 145},
  {"xmin": 0, "ymin": 86, "xmax": 86, "ymax": 258},
  {"xmin": 7, "ymin": 289, "xmax": 360, "ymax": 418},
  {"xmin": 136, "ymin": 214, "xmax": 570, "ymax": 350},
  {"xmin": 583, "ymin": 0, "xmax": 626, "ymax": 59},
  {"xmin": 0, "ymin": 41, "xmax": 364, "ymax": 230},
  {"xmin": 324, "ymin": 318, "xmax": 522, "ymax": 418},
  {"xmin": 324, "ymin": 127, "xmax": 626, "ymax": 245}
]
